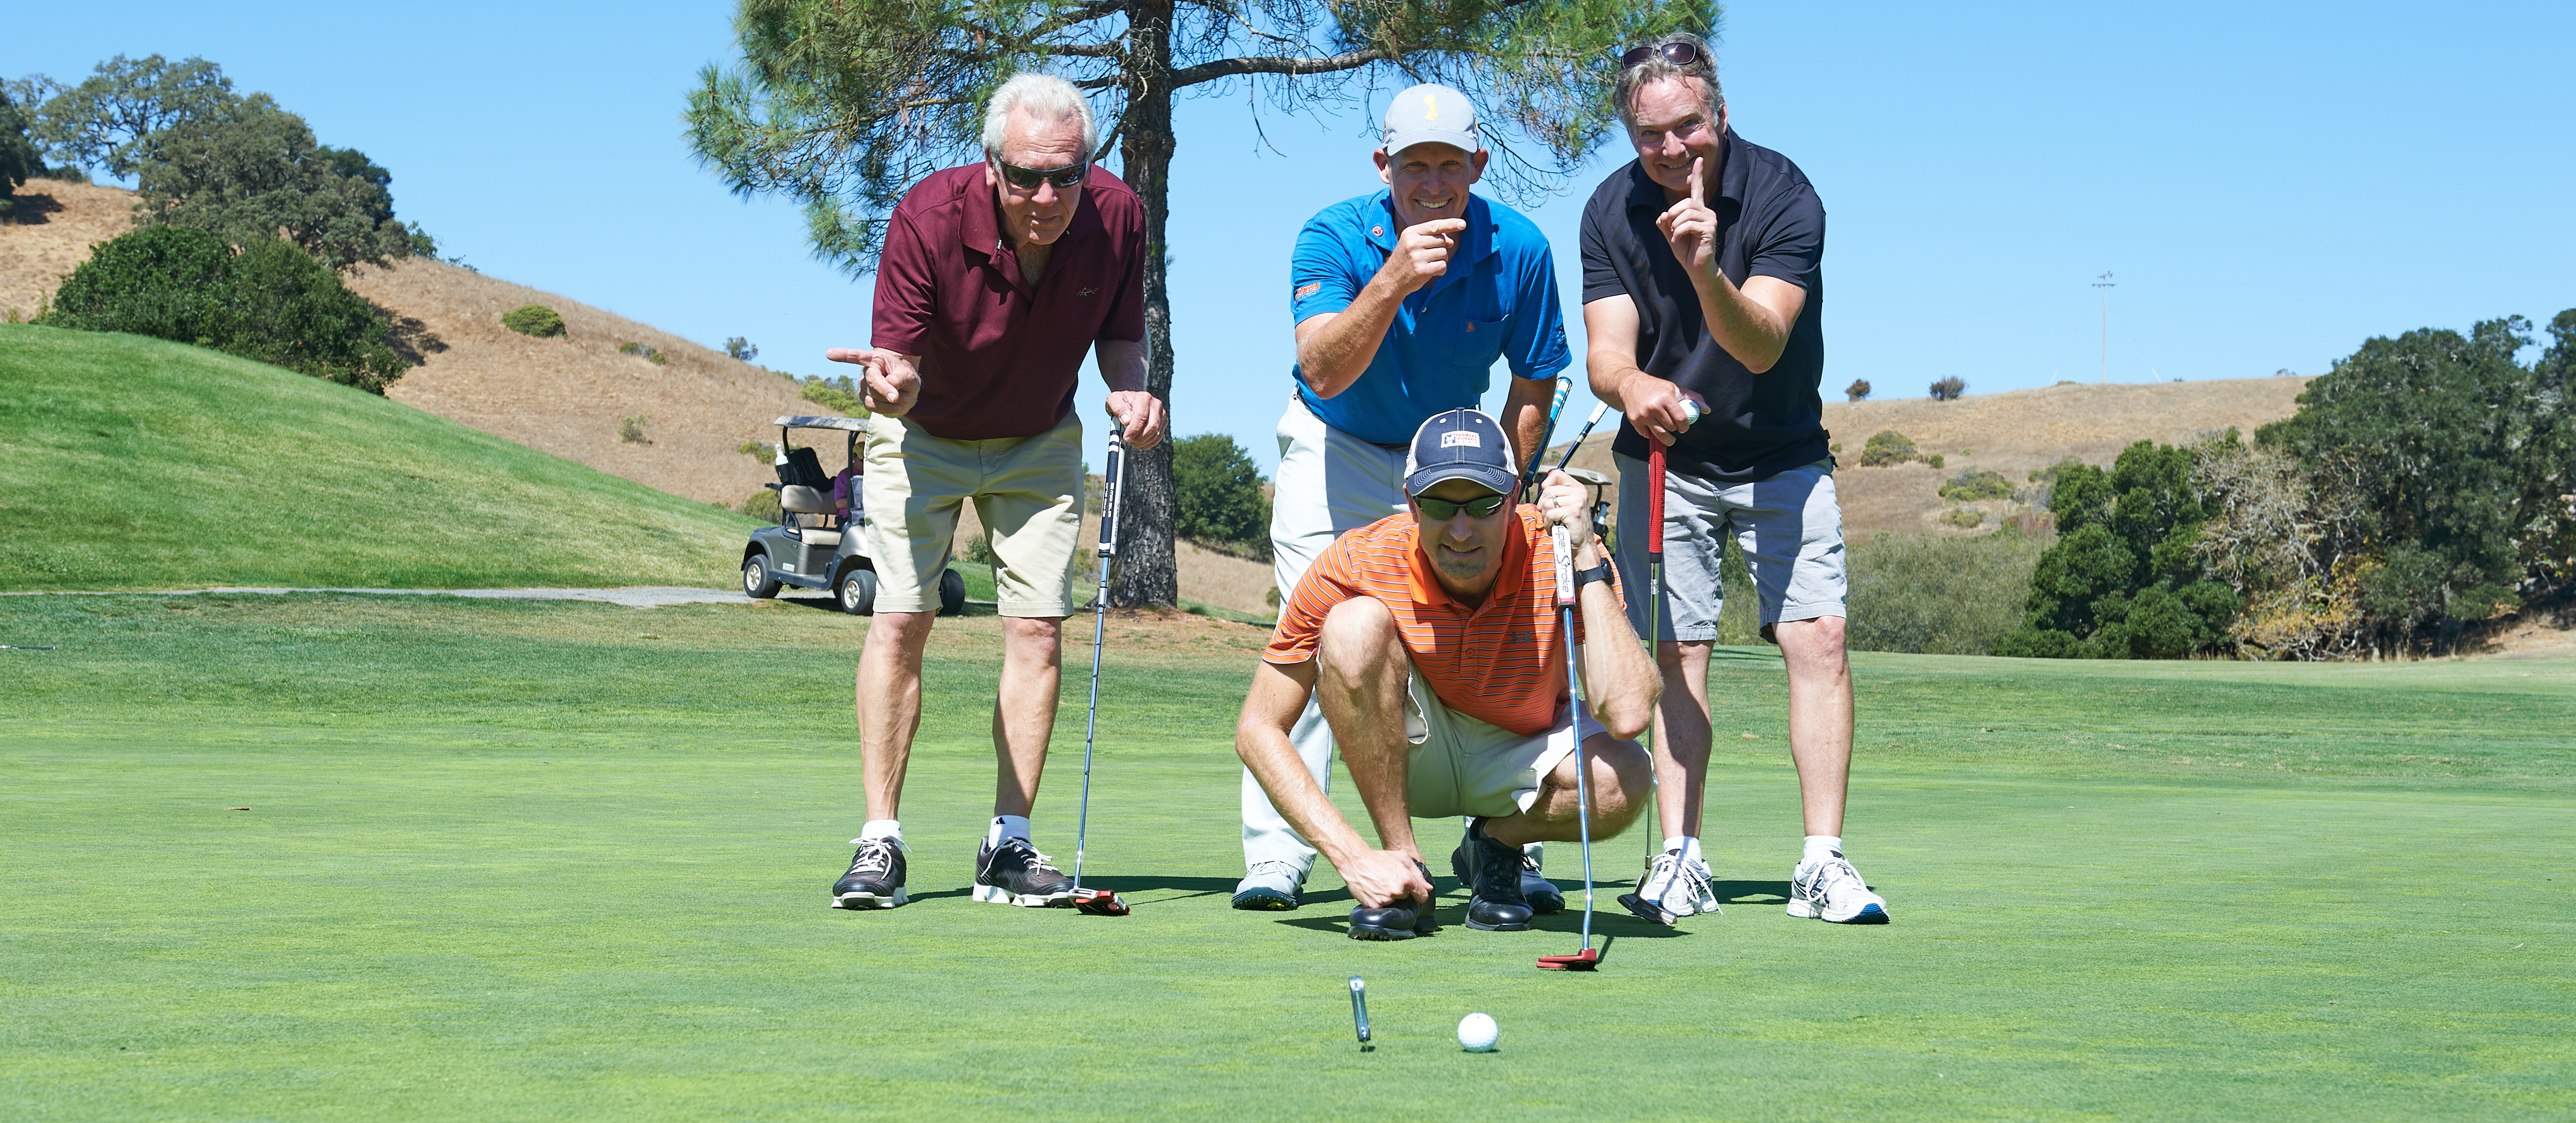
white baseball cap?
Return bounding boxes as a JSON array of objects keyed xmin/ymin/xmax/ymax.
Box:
[{"xmin": 1380, "ymin": 84, "xmax": 1479, "ymax": 159}]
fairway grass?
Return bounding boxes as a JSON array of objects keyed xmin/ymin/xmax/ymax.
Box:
[{"xmin": 3, "ymin": 595, "xmax": 2570, "ymax": 1119}]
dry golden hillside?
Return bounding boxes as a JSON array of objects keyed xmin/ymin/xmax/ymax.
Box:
[
  {"xmin": 0, "ymin": 182, "xmax": 1282, "ymax": 612},
  {"xmin": 1551, "ymin": 376, "xmax": 2314, "ymax": 537}
]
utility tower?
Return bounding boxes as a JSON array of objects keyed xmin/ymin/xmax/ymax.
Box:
[{"xmin": 2092, "ymin": 272, "xmax": 2115, "ymax": 384}]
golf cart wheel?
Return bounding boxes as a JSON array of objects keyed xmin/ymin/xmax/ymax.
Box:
[
  {"xmin": 938, "ymin": 568, "xmax": 966, "ymax": 616},
  {"xmin": 742, "ymin": 554, "xmax": 781, "ymax": 599},
  {"xmin": 836, "ymin": 566, "xmax": 877, "ymax": 616}
]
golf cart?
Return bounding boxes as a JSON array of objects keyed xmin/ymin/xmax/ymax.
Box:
[{"xmin": 740, "ymin": 415, "xmax": 965, "ymax": 616}]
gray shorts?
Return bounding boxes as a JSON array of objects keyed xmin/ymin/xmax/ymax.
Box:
[{"xmin": 1612, "ymin": 454, "xmax": 1848, "ymax": 643}]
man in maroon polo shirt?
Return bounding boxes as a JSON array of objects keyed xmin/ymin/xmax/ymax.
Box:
[{"xmin": 823, "ymin": 73, "xmax": 1168, "ymax": 913}]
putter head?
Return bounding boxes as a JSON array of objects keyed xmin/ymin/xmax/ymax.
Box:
[
  {"xmin": 1070, "ymin": 887, "xmax": 1129, "ymax": 916},
  {"xmin": 1536, "ymin": 948, "xmax": 1601, "ymax": 971},
  {"xmin": 1617, "ymin": 892, "xmax": 1681, "ymax": 927}
]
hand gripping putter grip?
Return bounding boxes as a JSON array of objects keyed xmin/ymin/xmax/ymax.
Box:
[
  {"xmin": 1537, "ymin": 519, "xmax": 1602, "ymax": 971},
  {"xmin": 1067, "ymin": 433, "xmax": 1130, "ymax": 916}
]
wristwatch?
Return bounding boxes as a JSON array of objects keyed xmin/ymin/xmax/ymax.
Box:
[{"xmin": 1573, "ymin": 562, "xmax": 1614, "ymax": 590}]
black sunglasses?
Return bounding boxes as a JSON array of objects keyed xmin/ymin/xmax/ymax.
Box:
[
  {"xmin": 1620, "ymin": 41, "xmax": 1703, "ymax": 69},
  {"xmin": 997, "ymin": 160, "xmax": 1089, "ymax": 191},
  {"xmin": 1415, "ymin": 492, "xmax": 1510, "ymax": 521}
]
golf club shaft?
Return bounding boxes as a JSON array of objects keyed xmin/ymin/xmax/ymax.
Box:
[
  {"xmin": 1644, "ymin": 443, "xmax": 1666, "ymax": 864},
  {"xmin": 1520, "ymin": 375, "xmax": 1573, "ymax": 498},
  {"xmin": 1073, "ymin": 435, "xmax": 1126, "ymax": 890},
  {"xmin": 1550, "ymin": 403, "xmax": 1612, "ymax": 475},
  {"xmin": 1552, "ymin": 521, "xmax": 1595, "ymax": 953}
]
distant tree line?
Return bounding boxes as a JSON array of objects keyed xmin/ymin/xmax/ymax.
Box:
[
  {"xmin": 1999, "ymin": 310, "xmax": 2576, "ymax": 660},
  {"xmin": 8, "ymin": 56, "xmax": 437, "ymax": 393}
]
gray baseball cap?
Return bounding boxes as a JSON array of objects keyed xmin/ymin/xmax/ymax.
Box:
[{"xmin": 1380, "ymin": 84, "xmax": 1479, "ymax": 158}]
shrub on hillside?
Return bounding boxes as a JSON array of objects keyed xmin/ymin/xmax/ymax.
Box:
[
  {"xmin": 1939, "ymin": 468, "xmax": 2013, "ymax": 503},
  {"xmin": 1844, "ymin": 379, "xmax": 1871, "ymax": 402},
  {"xmin": 620, "ymin": 415, "xmax": 650, "ymax": 444},
  {"xmin": 42, "ymin": 224, "xmax": 409, "ymax": 393},
  {"xmin": 0, "ymin": 90, "xmax": 41, "ymax": 218},
  {"xmin": 1993, "ymin": 438, "xmax": 2240, "ymax": 659},
  {"xmin": 502, "ymin": 304, "xmax": 563, "ymax": 338},
  {"xmin": 725, "ymin": 336, "xmax": 758, "ymax": 362},
  {"xmin": 1929, "ymin": 376, "xmax": 1967, "ymax": 401},
  {"xmin": 1173, "ymin": 432, "xmax": 1271, "ymax": 553},
  {"xmin": 617, "ymin": 341, "xmax": 667, "ymax": 365},
  {"xmin": 739, "ymin": 488, "xmax": 781, "ymax": 522},
  {"xmin": 1846, "ymin": 528, "xmax": 2046, "ymax": 654},
  {"xmin": 799, "ymin": 375, "xmax": 859, "ymax": 413},
  {"xmin": 1939, "ymin": 507, "xmax": 1985, "ymax": 528},
  {"xmin": 1857, "ymin": 430, "xmax": 1917, "ymax": 467}
]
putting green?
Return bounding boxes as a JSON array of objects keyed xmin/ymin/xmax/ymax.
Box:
[{"xmin": 2, "ymin": 594, "xmax": 2569, "ymax": 1119}]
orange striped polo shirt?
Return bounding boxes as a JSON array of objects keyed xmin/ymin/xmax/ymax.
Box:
[{"xmin": 1265, "ymin": 506, "xmax": 1621, "ymax": 736}]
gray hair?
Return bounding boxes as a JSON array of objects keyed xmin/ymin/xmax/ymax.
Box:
[
  {"xmin": 981, "ymin": 73, "xmax": 1100, "ymax": 162},
  {"xmin": 1613, "ymin": 32, "xmax": 1724, "ymax": 131}
]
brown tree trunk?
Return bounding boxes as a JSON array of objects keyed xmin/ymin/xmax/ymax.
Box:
[{"xmin": 1111, "ymin": 0, "xmax": 1179, "ymax": 608}]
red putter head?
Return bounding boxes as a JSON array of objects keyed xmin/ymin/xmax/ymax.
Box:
[
  {"xmin": 1070, "ymin": 887, "xmax": 1128, "ymax": 916},
  {"xmin": 1536, "ymin": 948, "xmax": 1600, "ymax": 971}
]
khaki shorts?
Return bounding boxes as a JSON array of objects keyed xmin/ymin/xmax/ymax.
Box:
[
  {"xmin": 860, "ymin": 411, "xmax": 1083, "ymax": 617},
  {"xmin": 1399, "ymin": 666, "xmax": 1607, "ymax": 820}
]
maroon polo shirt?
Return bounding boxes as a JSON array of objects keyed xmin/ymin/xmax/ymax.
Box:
[{"xmin": 869, "ymin": 163, "xmax": 1148, "ymax": 441}]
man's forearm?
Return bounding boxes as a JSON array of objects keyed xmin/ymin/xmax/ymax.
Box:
[
  {"xmin": 1576, "ymin": 580, "xmax": 1659, "ymax": 737},
  {"xmin": 1502, "ymin": 376, "xmax": 1558, "ymax": 479},
  {"xmin": 1096, "ymin": 336, "xmax": 1148, "ymax": 394},
  {"xmin": 1690, "ymin": 270, "xmax": 1790, "ymax": 374},
  {"xmin": 1236, "ymin": 664, "xmax": 1371, "ymax": 863},
  {"xmin": 1297, "ymin": 279, "xmax": 1406, "ymax": 399}
]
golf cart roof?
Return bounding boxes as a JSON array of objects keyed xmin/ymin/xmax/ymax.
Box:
[{"xmin": 774, "ymin": 415, "xmax": 867, "ymax": 432}]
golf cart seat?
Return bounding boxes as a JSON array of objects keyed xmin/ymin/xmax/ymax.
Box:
[{"xmin": 779, "ymin": 484, "xmax": 843, "ymax": 544}]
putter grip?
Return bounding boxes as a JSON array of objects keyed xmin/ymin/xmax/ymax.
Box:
[
  {"xmin": 1552, "ymin": 523, "xmax": 1576, "ymax": 607},
  {"xmin": 1646, "ymin": 444, "xmax": 1667, "ymax": 556},
  {"xmin": 1097, "ymin": 437, "xmax": 1123, "ymax": 557}
]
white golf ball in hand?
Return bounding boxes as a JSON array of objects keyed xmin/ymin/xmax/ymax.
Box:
[{"xmin": 1457, "ymin": 1012, "xmax": 1499, "ymax": 1052}]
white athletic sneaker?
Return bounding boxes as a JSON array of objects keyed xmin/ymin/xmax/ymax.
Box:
[
  {"xmin": 1788, "ymin": 851, "xmax": 1889, "ymax": 924},
  {"xmin": 1618, "ymin": 849, "xmax": 1716, "ymax": 926},
  {"xmin": 1682, "ymin": 854, "xmax": 1722, "ymax": 916}
]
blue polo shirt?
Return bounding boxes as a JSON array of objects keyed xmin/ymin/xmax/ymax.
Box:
[{"xmin": 1289, "ymin": 191, "xmax": 1569, "ymax": 446}]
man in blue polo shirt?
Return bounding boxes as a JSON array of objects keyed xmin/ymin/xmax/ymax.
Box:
[{"xmin": 1234, "ymin": 83, "xmax": 1573, "ymax": 912}]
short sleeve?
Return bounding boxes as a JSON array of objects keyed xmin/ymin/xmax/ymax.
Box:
[
  {"xmin": 1264, "ymin": 540, "xmax": 1359, "ymax": 663},
  {"xmin": 1578, "ymin": 200, "xmax": 1628, "ymax": 305},
  {"xmin": 870, "ymin": 208, "xmax": 939, "ymax": 355},
  {"xmin": 1503, "ymin": 239, "xmax": 1571, "ymax": 381},
  {"xmin": 1289, "ymin": 209, "xmax": 1365, "ymax": 324},
  {"xmin": 1745, "ymin": 183, "xmax": 1823, "ymax": 290},
  {"xmin": 1092, "ymin": 192, "xmax": 1148, "ymax": 342}
]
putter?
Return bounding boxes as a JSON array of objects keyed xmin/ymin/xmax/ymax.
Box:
[
  {"xmin": 1065, "ymin": 433, "xmax": 1130, "ymax": 917},
  {"xmin": 1519, "ymin": 375, "xmax": 1573, "ymax": 500},
  {"xmin": 1536, "ymin": 519, "xmax": 1601, "ymax": 971},
  {"xmin": 1348, "ymin": 976, "xmax": 1373, "ymax": 1051},
  {"xmin": 1619, "ymin": 441, "xmax": 1681, "ymax": 926}
]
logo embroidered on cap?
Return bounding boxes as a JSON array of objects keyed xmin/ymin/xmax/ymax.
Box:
[
  {"xmin": 1441, "ymin": 431, "xmax": 1480, "ymax": 448},
  {"xmin": 1424, "ymin": 92, "xmax": 1440, "ymax": 121},
  {"xmin": 1295, "ymin": 282, "xmax": 1322, "ymax": 299},
  {"xmin": 1079, "ymin": 287, "xmax": 1098, "ymax": 296}
]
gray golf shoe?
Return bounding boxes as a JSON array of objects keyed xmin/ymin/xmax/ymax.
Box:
[{"xmin": 1232, "ymin": 860, "xmax": 1306, "ymax": 910}]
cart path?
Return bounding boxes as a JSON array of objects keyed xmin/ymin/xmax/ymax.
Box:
[{"xmin": 0, "ymin": 587, "xmax": 784, "ymax": 608}]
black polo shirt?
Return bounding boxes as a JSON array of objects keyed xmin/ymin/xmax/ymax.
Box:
[{"xmin": 1579, "ymin": 131, "xmax": 1828, "ymax": 482}]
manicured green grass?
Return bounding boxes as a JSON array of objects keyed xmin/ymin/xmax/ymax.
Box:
[
  {"xmin": 2, "ymin": 594, "xmax": 2570, "ymax": 1119},
  {"xmin": 0, "ymin": 324, "xmax": 756, "ymax": 590}
]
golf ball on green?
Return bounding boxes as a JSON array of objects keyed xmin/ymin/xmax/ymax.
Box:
[{"xmin": 1457, "ymin": 1012, "xmax": 1499, "ymax": 1052}]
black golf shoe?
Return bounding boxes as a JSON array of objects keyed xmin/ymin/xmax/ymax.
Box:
[
  {"xmin": 831, "ymin": 837, "xmax": 908, "ymax": 909},
  {"xmin": 1449, "ymin": 819, "xmax": 1533, "ymax": 931},
  {"xmin": 1347, "ymin": 860, "xmax": 1441, "ymax": 940},
  {"xmin": 973, "ymin": 836, "xmax": 1076, "ymax": 907},
  {"xmin": 1521, "ymin": 845, "xmax": 1566, "ymax": 915}
]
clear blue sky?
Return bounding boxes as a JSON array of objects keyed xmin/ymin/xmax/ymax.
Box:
[{"xmin": 11, "ymin": 1, "xmax": 2572, "ymax": 473}]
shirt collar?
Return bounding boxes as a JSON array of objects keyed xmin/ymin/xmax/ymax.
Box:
[
  {"xmin": 960, "ymin": 166, "xmax": 1104, "ymax": 260},
  {"xmin": 1364, "ymin": 191, "xmax": 1497, "ymax": 269},
  {"xmin": 1404, "ymin": 508, "xmax": 1535, "ymax": 611}
]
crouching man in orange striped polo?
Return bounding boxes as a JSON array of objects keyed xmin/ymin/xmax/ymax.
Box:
[{"xmin": 1235, "ymin": 408, "xmax": 1662, "ymax": 940}]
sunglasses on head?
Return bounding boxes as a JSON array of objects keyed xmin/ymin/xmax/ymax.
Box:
[
  {"xmin": 1415, "ymin": 492, "xmax": 1510, "ymax": 520},
  {"xmin": 1620, "ymin": 41, "xmax": 1703, "ymax": 69},
  {"xmin": 997, "ymin": 160, "xmax": 1089, "ymax": 191}
]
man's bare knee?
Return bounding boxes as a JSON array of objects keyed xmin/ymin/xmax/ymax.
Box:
[
  {"xmin": 1316, "ymin": 597, "xmax": 1403, "ymax": 685},
  {"xmin": 1775, "ymin": 616, "xmax": 1848, "ymax": 676}
]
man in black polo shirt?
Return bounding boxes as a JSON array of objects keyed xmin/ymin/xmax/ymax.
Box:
[{"xmin": 1580, "ymin": 32, "xmax": 1889, "ymax": 926}]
